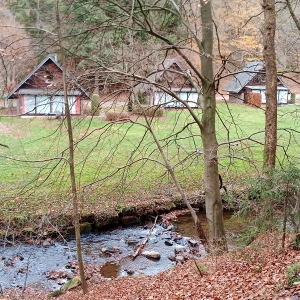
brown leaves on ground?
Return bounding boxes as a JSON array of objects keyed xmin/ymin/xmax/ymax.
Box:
[{"xmin": 3, "ymin": 233, "xmax": 300, "ymax": 300}]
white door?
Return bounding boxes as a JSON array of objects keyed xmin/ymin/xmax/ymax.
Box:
[
  {"xmin": 278, "ymin": 90, "xmax": 288, "ymax": 104},
  {"xmin": 24, "ymin": 96, "xmax": 36, "ymax": 114},
  {"xmin": 261, "ymin": 90, "xmax": 266, "ymax": 104},
  {"xmin": 154, "ymin": 92, "xmax": 176, "ymax": 107},
  {"xmin": 36, "ymin": 96, "xmax": 51, "ymax": 114},
  {"xmin": 52, "ymin": 96, "xmax": 65, "ymax": 114},
  {"xmin": 52, "ymin": 96, "xmax": 75, "ymax": 114}
]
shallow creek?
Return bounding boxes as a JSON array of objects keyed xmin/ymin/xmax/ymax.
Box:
[{"xmin": 0, "ymin": 210, "xmax": 243, "ymax": 291}]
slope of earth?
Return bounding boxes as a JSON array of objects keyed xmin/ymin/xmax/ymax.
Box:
[{"xmin": 3, "ymin": 233, "xmax": 300, "ymax": 300}]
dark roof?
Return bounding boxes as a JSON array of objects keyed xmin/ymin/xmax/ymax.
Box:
[
  {"xmin": 223, "ymin": 61, "xmax": 265, "ymax": 93},
  {"xmin": 7, "ymin": 55, "xmax": 90, "ymax": 99}
]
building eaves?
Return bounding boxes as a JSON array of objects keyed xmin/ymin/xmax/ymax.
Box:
[
  {"xmin": 223, "ymin": 61, "xmax": 265, "ymax": 93},
  {"xmin": 7, "ymin": 55, "xmax": 90, "ymax": 99}
]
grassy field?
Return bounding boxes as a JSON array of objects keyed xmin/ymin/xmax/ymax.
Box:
[{"xmin": 0, "ymin": 103, "xmax": 300, "ymax": 222}]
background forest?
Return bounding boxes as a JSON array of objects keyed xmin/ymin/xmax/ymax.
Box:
[{"xmin": 0, "ymin": 0, "xmax": 299, "ymax": 94}]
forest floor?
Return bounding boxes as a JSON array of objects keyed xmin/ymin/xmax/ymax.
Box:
[{"xmin": 2, "ymin": 232, "xmax": 300, "ymax": 300}]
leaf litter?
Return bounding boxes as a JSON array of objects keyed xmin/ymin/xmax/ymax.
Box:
[{"xmin": 2, "ymin": 233, "xmax": 300, "ymax": 299}]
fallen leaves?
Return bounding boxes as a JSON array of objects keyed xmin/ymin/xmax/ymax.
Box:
[{"xmin": 3, "ymin": 233, "xmax": 300, "ymax": 299}]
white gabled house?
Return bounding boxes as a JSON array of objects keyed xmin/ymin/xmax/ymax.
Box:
[{"xmin": 223, "ymin": 61, "xmax": 290, "ymax": 105}]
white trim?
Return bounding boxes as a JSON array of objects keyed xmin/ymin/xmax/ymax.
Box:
[
  {"xmin": 246, "ymin": 85, "xmax": 289, "ymax": 90},
  {"xmin": 18, "ymin": 88, "xmax": 82, "ymax": 96}
]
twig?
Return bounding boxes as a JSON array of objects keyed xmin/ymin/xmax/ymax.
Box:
[
  {"xmin": 132, "ymin": 216, "xmax": 158, "ymax": 260},
  {"xmin": 21, "ymin": 253, "xmax": 32, "ymax": 299},
  {"xmin": 282, "ymin": 181, "xmax": 289, "ymax": 249},
  {"xmin": 187, "ymin": 242, "xmax": 203, "ymax": 277},
  {"xmin": 4, "ymin": 217, "xmax": 12, "ymax": 249}
]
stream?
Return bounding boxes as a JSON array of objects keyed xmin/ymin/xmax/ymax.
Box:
[{"xmin": 0, "ymin": 210, "xmax": 242, "ymax": 292}]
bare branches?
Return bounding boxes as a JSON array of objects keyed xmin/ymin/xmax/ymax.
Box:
[
  {"xmin": 0, "ymin": 25, "xmax": 58, "ymax": 36},
  {"xmin": 285, "ymin": 0, "xmax": 300, "ymax": 31}
]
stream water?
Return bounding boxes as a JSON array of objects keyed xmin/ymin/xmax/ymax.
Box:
[{"xmin": 0, "ymin": 210, "xmax": 243, "ymax": 292}]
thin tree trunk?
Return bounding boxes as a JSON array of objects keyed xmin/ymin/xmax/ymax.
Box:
[
  {"xmin": 263, "ymin": 0, "xmax": 277, "ymax": 170},
  {"xmin": 143, "ymin": 116, "xmax": 207, "ymax": 244},
  {"xmin": 200, "ymin": 0, "xmax": 227, "ymax": 253},
  {"xmin": 55, "ymin": 1, "xmax": 88, "ymax": 293}
]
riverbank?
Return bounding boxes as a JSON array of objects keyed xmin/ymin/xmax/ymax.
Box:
[
  {"xmin": 3, "ymin": 232, "xmax": 300, "ymax": 299},
  {"xmin": 0, "ymin": 191, "xmax": 210, "ymax": 243}
]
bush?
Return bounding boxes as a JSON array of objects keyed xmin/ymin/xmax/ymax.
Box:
[
  {"xmin": 127, "ymin": 99, "xmax": 133, "ymax": 112},
  {"xmin": 286, "ymin": 263, "xmax": 300, "ymax": 286},
  {"xmin": 235, "ymin": 165, "xmax": 300, "ymax": 245},
  {"xmin": 105, "ymin": 110, "xmax": 129, "ymax": 121},
  {"xmin": 91, "ymin": 94, "xmax": 101, "ymax": 115},
  {"xmin": 290, "ymin": 93, "xmax": 296, "ymax": 104},
  {"xmin": 137, "ymin": 90, "xmax": 148, "ymax": 105},
  {"xmin": 132, "ymin": 105, "xmax": 164, "ymax": 117}
]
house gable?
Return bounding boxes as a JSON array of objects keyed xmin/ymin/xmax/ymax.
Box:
[
  {"xmin": 22, "ymin": 59, "xmax": 63, "ymax": 90},
  {"xmin": 223, "ymin": 61, "xmax": 291, "ymax": 105},
  {"xmin": 223, "ymin": 61, "xmax": 264, "ymax": 93},
  {"xmin": 247, "ymin": 72, "xmax": 285, "ymax": 88},
  {"xmin": 133, "ymin": 58, "xmax": 201, "ymax": 108},
  {"xmin": 7, "ymin": 55, "xmax": 90, "ymax": 100},
  {"xmin": 6, "ymin": 55, "xmax": 91, "ymax": 116}
]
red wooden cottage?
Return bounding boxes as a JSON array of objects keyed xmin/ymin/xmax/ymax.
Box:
[{"xmin": 6, "ymin": 55, "xmax": 91, "ymax": 116}]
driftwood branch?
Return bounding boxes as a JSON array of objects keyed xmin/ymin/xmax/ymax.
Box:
[{"xmin": 132, "ymin": 216, "xmax": 158, "ymax": 260}]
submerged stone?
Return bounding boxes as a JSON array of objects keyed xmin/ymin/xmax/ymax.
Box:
[
  {"xmin": 126, "ymin": 238, "xmax": 139, "ymax": 246},
  {"xmin": 164, "ymin": 240, "xmax": 173, "ymax": 246},
  {"xmin": 142, "ymin": 250, "xmax": 160, "ymax": 260},
  {"xmin": 188, "ymin": 239, "xmax": 198, "ymax": 247}
]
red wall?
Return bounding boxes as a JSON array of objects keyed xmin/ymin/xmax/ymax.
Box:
[{"xmin": 20, "ymin": 95, "xmax": 25, "ymax": 114}]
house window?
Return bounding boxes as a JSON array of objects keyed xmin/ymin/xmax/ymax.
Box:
[
  {"xmin": 36, "ymin": 96, "xmax": 51, "ymax": 114},
  {"xmin": 154, "ymin": 92, "xmax": 177, "ymax": 107},
  {"xmin": 52, "ymin": 96, "xmax": 76, "ymax": 114},
  {"xmin": 24, "ymin": 95, "xmax": 76, "ymax": 114},
  {"xmin": 154, "ymin": 91, "xmax": 198, "ymax": 108},
  {"xmin": 24, "ymin": 96, "xmax": 36, "ymax": 114}
]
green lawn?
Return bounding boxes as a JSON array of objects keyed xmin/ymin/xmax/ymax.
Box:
[{"xmin": 0, "ymin": 103, "xmax": 299, "ymax": 219}]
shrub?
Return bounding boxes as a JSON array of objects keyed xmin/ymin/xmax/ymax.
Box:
[
  {"xmin": 91, "ymin": 94, "xmax": 101, "ymax": 115},
  {"xmin": 290, "ymin": 93, "xmax": 296, "ymax": 104},
  {"xmin": 291, "ymin": 233, "xmax": 300, "ymax": 250},
  {"xmin": 235, "ymin": 165, "xmax": 300, "ymax": 246},
  {"xmin": 105, "ymin": 110, "xmax": 129, "ymax": 121},
  {"xmin": 137, "ymin": 90, "xmax": 148, "ymax": 105},
  {"xmin": 132, "ymin": 105, "xmax": 164, "ymax": 117},
  {"xmin": 286, "ymin": 263, "xmax": 300, "ymax": 287},
  {"xmin": 127, "ymin": 99, "xmax": 133, "ymax": 112}
]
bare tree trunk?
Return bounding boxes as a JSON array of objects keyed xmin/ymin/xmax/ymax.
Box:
[
  {"xmin": 200, "ymin": 0, "xmax": 227, "ymax": 253},
  {"xmin": 263, "ymin": 0, "xmax": 277, "ymax": 170},
  {"xmin": 55, "ymin": 1, "xmax": 87, "ymax": 293},
  {"xmin": 143, "ymin": 116, "xmax": 207, "ymax": 244}
]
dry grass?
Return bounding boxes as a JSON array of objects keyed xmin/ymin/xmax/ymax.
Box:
[
  {"xmin": 132, "ymin": 105, "xmax": 164, "ymax": 117},
  {"xmin": 105, "ymin": 110, "xmax": 129, "ymax": 121}
]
